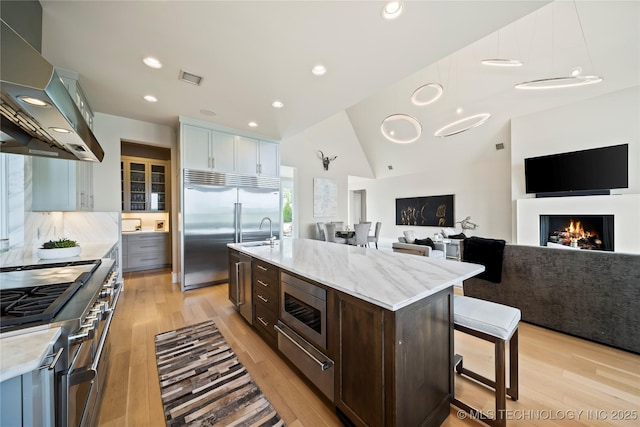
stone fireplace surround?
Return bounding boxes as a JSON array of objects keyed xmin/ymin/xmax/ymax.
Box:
[{"xmin": 516, "ymin": 194, "xmax": 640, "ymax": 254}]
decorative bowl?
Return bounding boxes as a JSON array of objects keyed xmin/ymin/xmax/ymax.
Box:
[{"xmin": 37, "ymin": 246, "xmax": 81, "ymax": 259}]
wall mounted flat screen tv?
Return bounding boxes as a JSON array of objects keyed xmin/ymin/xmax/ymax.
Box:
[{"xmin": 525, "ymin": 143, "xmax": 628, "ymax": 194}]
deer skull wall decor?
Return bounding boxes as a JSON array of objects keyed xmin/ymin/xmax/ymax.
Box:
[{"xmin": 318, "ymin": 150, "xmax": 337, "ymax": 171}]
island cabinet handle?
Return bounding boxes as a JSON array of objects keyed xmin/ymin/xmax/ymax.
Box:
[
  {"xmin": 257, "ymin": 294, "xmax": 269, "ymax": 303},
  {"xmin": 257, "ymin": 316, "xmax": 269, "ymax": 327},
  {"xmin": 274, "ymin": 324, "xmax": 332, "ymax": 372},
  {"xmin": 257, "ymin": 279, "xmax": 269, "ymax": 288},
  {"xmin": 234, "ymin": 262, "xmax": 241, "ymax": 308},
  {"xmin": 256, "ymin": 265, "xmax": 268, "ymax": 272}
]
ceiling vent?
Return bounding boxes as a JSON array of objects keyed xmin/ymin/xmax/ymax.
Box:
[{"xmin": 179, "ymin": 70, "xmax": 203, "ymax": 86}]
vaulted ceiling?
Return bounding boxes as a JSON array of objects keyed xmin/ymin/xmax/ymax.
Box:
[{"xmin": 40, "ymin": 1, "xmax": 639, "ymax": 178}]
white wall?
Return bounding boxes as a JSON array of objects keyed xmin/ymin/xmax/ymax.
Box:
[
  {"xmin": 280, "ymin": 111, "xmax": 374, "ymax": 238},
  {"xmin": 349, "ymin": 122, "xmax": 513, "ymax": 247},
  {"xmin": 511, "ymin": 86, "xmax": 640, "ymax": 200},
  {"xmin": 92, "ymin": 113, "xmax": 179, "ymax": 273},
  {"xmin": 511, "ymin": 86, "xmax": 640, "ymax": 252}
]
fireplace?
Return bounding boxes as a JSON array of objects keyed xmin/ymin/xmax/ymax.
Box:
[{"xmin": 539, "ymin": 215, "xmax": 614, "ymax": 251}]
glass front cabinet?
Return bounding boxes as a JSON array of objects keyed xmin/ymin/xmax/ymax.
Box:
[{"xmin": 121, "ymin": 156, "xmax": 169, "ymax": 212}]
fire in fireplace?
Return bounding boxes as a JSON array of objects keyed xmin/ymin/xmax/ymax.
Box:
[{"xmin": 539, "ymin": 215, "xmax": 614, "ymax": 251}]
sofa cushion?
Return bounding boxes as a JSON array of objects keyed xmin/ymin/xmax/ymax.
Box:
[
  {"xmin": 403, "ymin": 230, "xmax": 416, "ymax": 243},
  {"xmin": 414, "ymin": 237, "xmax": 436, "ymax": 249}
]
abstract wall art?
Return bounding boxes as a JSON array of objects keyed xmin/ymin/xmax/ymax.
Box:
[{"xmin": 395, "ymin": 194, "xmax": 454, "ymax": 226}]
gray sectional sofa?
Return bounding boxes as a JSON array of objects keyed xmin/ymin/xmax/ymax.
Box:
[{"xmin": 462, "ymin": 244, "xmax": 640, "ymax": 354}]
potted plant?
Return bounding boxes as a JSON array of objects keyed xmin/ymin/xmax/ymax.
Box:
[{"xmin": 37, "ymin": 238, "xmax": 81, "ymax": 259}]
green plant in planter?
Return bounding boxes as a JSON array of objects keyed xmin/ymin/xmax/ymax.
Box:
[{"xmin": 41, "ymin": 238, "xmax": 79, "ymax": 249}]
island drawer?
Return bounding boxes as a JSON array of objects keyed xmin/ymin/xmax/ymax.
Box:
[
  {"xmin": 252, "ymin": 260, "xmax": 279, "ymax": 281},
  {"xmin": 254, "ymin": 303, "xmax": 278, "ymax": 346},
  {"xmin": 253, "ymin": 272, "xmax": 278, "ymax": 301}
]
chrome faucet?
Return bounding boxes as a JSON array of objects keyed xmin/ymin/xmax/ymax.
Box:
[{"xmin": 259, "ymin": 217, "xmax": 276, "ymax": 247}]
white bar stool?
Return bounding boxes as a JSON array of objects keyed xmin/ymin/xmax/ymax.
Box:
[{"xmin": 452, "ymin": 295, "xmax": 521, "ymax": 427}]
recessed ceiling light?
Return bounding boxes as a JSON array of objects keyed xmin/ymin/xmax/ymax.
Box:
[
  {"xmin": 49, "ymin": 127, "xmax": 71, "ymax": 134},
  {"xmin": 19, "ymin": 96, "xmax": 50, "ymax": 107},
  {"xmin": 382, "ymin": 2, "xmax": 404, "ymax": 20},
  {"xmin": 248, "ymin": 121, "xmax": 258, "ymax": 127},
  {"xmin": 570, "ymin": 67, "xmax": 583, "ymax": 77},
  {"xmin": 144, "ymin": 95, "xmax": 158, "ymax": 103},
  {"xmin": 311, "ymin": 64, "xmax": 327, "ymax": 76},
  {"xmin": 272, "ymin": 100, "xmax": 284, "ymax": 108},
  {"xmin": 200, "ymin": 109, "xmax": 216, "ymax": 116},
  {"xmin": 142, "ymin": 57, "xmax": 162, "ymax": 69},
  {"xmin": 410, "ymin": 83, "xmax": 443, "ymax": 106},
  {"xmin": 456, "ymin": 107, "xmax": 464, "ymax": 114},
  {"xmin": 434, "ymin": 113, "xmax": 491, "ymax": 137}
]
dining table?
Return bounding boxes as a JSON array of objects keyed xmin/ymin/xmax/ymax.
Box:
[{"xmin": 335, "ymin": 230, "xmax": 355, "ymax": 239}]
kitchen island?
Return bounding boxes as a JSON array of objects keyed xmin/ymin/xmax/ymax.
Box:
[{"xmin": 228, "ymin": 238, "xmax": 484, "ymax": 427}]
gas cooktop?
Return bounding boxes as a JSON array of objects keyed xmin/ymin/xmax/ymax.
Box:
[{"xmin": 0, "ymin": 260, "xmax": 102, "ymax": 330}]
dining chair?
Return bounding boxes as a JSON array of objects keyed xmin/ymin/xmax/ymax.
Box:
[
  {"xmin": 348, "ymin": 223, "xmax": 371, "ymax": 247},
  {"xmin": 331, "ymin": 221, "xmax": 345, "ymax": 231},
  {"xmin": 368, "ymin": 222, "xmax": 382, "ymax": 249},
  {"xmin": 316, "ymin": 222, "xmax": 326, "ymax": 241},
  {"xmin": 325, "ymin": 223, "xmax": 346, "ymax": 244}
]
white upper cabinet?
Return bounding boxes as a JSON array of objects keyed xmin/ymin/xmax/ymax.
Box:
[
  {"xmin": 180, "ymin": 118, "xmax": 280, "ymax": 177},
  {"xmin": 32, "ymin": 157, "xmax": 93, "ymax": 211},
  {"xmin": 182, "ymin": 125, "xmax": 235, "ymax": 173},
  {"xmin": 236, "ymin": 137, "xmax": 279, "ymax": 177},
  {"xmin": 258, "ymin": 140, "xmax": 279, "ymax": 177},
  {"xmin": 235, "ymin": 136, "xmax": 260, "ymax": 175}
]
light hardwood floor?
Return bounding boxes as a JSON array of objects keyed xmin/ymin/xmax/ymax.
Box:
[{"xmin": 97, "ymin": 269, "xmax": 639, "ymax": 427}]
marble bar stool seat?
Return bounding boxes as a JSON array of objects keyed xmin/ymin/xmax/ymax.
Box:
[{"xmin": 452, "ymin": 295, "xmax": 521, "ymax": 427}]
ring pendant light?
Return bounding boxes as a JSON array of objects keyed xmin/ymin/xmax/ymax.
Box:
[
  {"xmin": 381, "ymin": 114, "xmax": 422, "ymax": 144},
  {"xmin": 434, "ymin": 113, "xmax": 491, "ymax": 138}
]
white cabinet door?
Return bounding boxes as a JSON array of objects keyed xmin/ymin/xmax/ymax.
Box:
[
  {"xmin": 235, "ymin": 136, "xmax": 260, "ymax": 175},
  {"xmin": 32, "ymin": 158, "xmax": 77, "ymax": 211},
  {"xmin": 182, "ymin": 125, "xmax": 211, "ymax": 171},
  {"xmin": 210, "ymin": 131, "xmax": 235, "ymax": 172},
  {"xmin": 258, "ymin": 141, "xmax": 279, "ymax": 177},
  {"xmin": 76, "ymin": 162, "xmax": 93, "ymax": 210}
]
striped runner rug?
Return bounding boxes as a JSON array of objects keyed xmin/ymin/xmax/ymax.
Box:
[{"xmin": 154, "ymin": 320, "xmax": 285, "ymax": 427}]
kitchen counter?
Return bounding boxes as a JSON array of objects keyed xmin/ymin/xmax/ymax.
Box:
[
  {"xmin": 228, "ymin": 238, "xmax": 484, "ymax": 311},
  {"xmin": 0, "ymin": 326, "xmax": 61, "ymax": 382},
  {"xmin": 0, "ymin": 240, "xmax": 117, "ymax": 269}
]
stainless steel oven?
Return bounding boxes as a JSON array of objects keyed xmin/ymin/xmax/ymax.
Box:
[
  {"xmin": 277, "ymin": 272, "xmax": 334, "ymax": 401},
  {"xmin": 279, "ymin": 272, "xmax": 327, "ymax": 350},
  {"xmin": 62, "ymin": 266, "xmax": 119, "ymax": 427}
]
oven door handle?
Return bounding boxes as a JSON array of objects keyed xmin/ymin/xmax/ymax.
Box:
[
  {"xmin": 274, "ymin": 323, "xmax": 331, "ymax": 371},
  {"xmin": 67, "ymin": 367, "xmax": 97, "ymax": 387}
]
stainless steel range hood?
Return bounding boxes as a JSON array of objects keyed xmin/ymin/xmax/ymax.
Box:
[{"xmin": 0, "ymin": 19, "xmax": 104, "ymax": 162}]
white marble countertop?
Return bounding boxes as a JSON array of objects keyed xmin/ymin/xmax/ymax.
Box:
[
  {"xmin": 228, "ymin": 238, "xmax": 484, "ymax": 311},
  {"xmin": 0, "ymin": 326, "xmax": 61, "ymax": 382},
  {"xmin": 0, "ymin": 240, "xmax": 117, "ymax": 269}
]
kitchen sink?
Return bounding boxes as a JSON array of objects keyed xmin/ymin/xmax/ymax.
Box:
[{"xmin": 239, "ymin": 240, "xmax": 278, "ymax": 247}]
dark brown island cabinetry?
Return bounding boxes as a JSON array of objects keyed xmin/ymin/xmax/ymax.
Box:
[
  {"xmin": 252, "ymin": 258, "xmax": 280, "ymax": 348},
  {"xmin": 228, "ymin": 247, "xmax": 453, "ymax": 427},
  {"xmin": 331, "ymin": 287, "xmax": 453, "ymax": 427}
]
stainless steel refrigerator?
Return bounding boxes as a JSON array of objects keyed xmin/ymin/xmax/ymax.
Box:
[{"xmin": 181, "ymin": 170, "xmax": 280, "ymax": 291}]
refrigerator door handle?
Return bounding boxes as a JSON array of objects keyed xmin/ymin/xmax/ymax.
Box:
[
  {"xmin": 237, "ymin": 203, "xmax": 243, "ymax": 243},
  {"xmin": 234, "ymin": 202, "xmax": 241, "ymax": 243}
]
